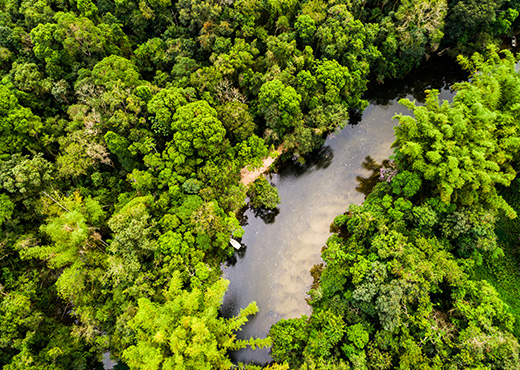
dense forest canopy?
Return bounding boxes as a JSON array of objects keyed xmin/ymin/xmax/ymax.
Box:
[
  {"xmin": 270, "ymin": 48, "xmax": 520, "ymax": 369},
  {"xmin": 1, "ymin": 0, "xmax": 520, "ymax": 368}
]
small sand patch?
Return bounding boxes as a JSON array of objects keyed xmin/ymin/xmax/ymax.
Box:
[{"xmin": 240, "ymin": 145, "xmax": 283, "ymax": 186}]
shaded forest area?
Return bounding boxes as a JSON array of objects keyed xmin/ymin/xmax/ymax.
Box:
[{"xmin": 1, "ymin": 0, "xmax": 520, "ymax": 368}]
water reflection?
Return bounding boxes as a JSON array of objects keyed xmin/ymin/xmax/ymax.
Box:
[
  {"xmin": 355, "ymin": 156, "xmax": 393, "ymax": 197},
  {"xmin": 277, "ymin": 145, "xmax": 335, "ymax": 178},
  {"xmin": 365, "ymin": 55, "xmax": 468, "ymax": 105},
  {"xmin": 251, "ymin": 206, "xmax": 280, "ymax": 225},
  {"xmin": 221, "ymin": 56, "xmax": 467, "ymax": 366},
  {"xmin": 347, "ymin": 108, "xmax": 364, "ymax": 126},
  {"xmin": 225, "ymin": 242, "xmax": 247, "ymax": 266}
]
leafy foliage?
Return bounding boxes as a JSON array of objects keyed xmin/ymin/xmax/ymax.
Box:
[
  {"xmin": 123, "ymin": 274, "xmax": 269, "ymax": 370},
  {"xmin": 1, "ymin": 0, "xmax": 520, "ymax": 368},
  {"xmin": 271, "ymin": 49, "xmax": 520, "ymax": 369},
  {"xmin": 247, "ymin": 176, "xmax": 281, "ymax": 210}
]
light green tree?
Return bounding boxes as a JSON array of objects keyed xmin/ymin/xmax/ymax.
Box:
[
  {"xmin": 394, "ymin": 49, "xmax": 520, "ymax": 217},
  {"xmin": 123, "ymin": 273, "xmax": 269, "ymax": 370}
]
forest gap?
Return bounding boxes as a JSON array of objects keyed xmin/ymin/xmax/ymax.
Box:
[{"xmin": 221, "ymin": 56, "xmax": 468, "ymax": 365}]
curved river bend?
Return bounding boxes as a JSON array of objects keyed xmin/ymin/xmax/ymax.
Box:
[{"xmin": 221, "ymin": 58, "xmax": 467, "ymax": 365}]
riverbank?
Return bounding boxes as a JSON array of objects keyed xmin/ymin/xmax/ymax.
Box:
[
  {"xmin": 240, "ymin": 145, "xmax": 283, "ymax": 186},
  {"xmin": 223, "ymin": 54, "xmax": 467, "ymax": 365}
]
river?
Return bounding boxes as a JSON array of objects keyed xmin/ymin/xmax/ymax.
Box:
[{"xmin": 221, "ymin": 57, "xmax": 467, "ymax": 365}]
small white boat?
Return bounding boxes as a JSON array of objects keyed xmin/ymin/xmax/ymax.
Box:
[{"xmin": 229, "ymin": 239, "xmax": 242, "ymax": 250}]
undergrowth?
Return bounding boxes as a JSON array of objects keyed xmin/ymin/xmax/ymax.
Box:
[{"xmin": 473, "ymin": 178, "xmax": 520, "ymax": 337}]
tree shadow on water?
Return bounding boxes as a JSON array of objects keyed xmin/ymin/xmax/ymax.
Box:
[
  {"xmin": 347, "ymin": 108, "xmax": 363, "ymax": 126},
  {"xmin": 252, "ymin": 206, "xmax": 280, "ymax": 224},
  {"xmin": 277, "ymin": 145, "xmax": 334, "ymax": 178},
  {"xmin": 225, "ymin": 242, "xmax": 248, "ymax": 266},
  {"xmin": 236, "ymin": 206, "xmax": 249, "ymax": 227},
  {"xmin": 355, "ymin": 156, "xmax": 392, "ymax": 198},
  {"xmin": 364, "ymin": 55, "xmax": 468, "ymax": 106}
]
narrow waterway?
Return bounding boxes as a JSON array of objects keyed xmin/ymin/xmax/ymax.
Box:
[{"xmin": 221, "ymin": 58, "xmax": 467, "ymax": 365}]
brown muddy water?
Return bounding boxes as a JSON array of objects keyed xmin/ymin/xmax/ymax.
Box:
[{"xmin": 221, "ymin": 57, "xmax": 468, "ymax": 365}]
